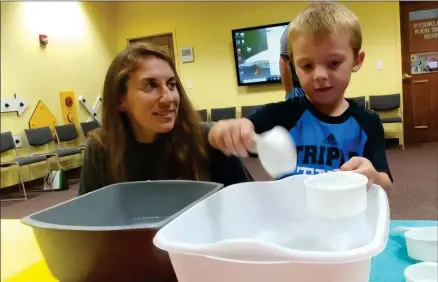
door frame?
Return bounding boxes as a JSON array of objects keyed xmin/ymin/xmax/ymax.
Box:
[
  {"xmin": 399, "ymin": 1, "xmax": 412, "ymax": 145},
  {"xmin": 126, "ymin": 32, "xmax": 174, "ymax": 46},
  {"xmin": 398, "ymin": 1, "xmax": 438, "ymax": 145},
  {"xmin": 126, "ymin": 32, "xmax": 177, "ymax": 66}
]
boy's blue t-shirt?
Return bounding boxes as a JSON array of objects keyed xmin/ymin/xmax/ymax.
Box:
[{"xmin": 247, "ymin": 96, "xmax": 392, "ymax": 180}]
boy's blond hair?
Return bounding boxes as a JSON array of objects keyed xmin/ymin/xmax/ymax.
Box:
[{"xmin": 288, "ymin": 2, "xmax": 362, "ymax": 57}]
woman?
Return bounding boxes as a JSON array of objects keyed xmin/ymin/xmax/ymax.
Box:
[{"xmin": 79, "ymin": 42, "xmax": 253, "ymax": 196}]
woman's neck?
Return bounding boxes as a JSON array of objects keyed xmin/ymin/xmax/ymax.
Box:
[
  {"xmin": 134, "ymin": 131, "xmax": 158, "ymax": 143},
  {"xmin": 129, "ymin": 123, "xmax": 158, "ymax": 143}
]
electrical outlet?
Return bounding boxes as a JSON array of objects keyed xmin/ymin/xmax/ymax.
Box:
[
  {"xmin": 13, "ymin": 135, "xmax": 22, "ymax": 148},
  {"xmin": 377, "ymin": 60, "xmax": 384, "ymax": 70}
]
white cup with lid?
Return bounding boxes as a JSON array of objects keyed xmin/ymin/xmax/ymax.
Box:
[{"xmin": 304, "ymin": 171, "xmax": 368, "ymax": 219}]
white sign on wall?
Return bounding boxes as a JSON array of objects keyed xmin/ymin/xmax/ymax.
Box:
[
  {"xmin": 78, "ymin": 95, "xmax": 102, "ymax": 122},
  {"xmin": 180, "ymin": 47, "xmax": 194, "ymax": 63},
  {"xmin": 0, "ymin": 94, "xmax": 29, "ymax": 116}
]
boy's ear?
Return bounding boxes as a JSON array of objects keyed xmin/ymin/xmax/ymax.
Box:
[{"xmin": 352, "ymin": 51, "xmax": 365, "ymax": 73}]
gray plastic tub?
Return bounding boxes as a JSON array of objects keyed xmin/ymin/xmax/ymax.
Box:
[{"xmin": 21, "ymin": 180, "xmax": 223, "ymax": 282}]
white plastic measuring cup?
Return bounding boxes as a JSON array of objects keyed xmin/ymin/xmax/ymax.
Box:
[
  {"xmin": 304, "ymin": 171, "xmax": 368, "ymax": 219},
  {"xmin": 253, "ymin": 126, "xmax": 297, "ymax": 179},
  {"xmin": 405, "ymin": 262, "xmax": 438, "ymax": 282},
  {"xmin": 405, "ymin": 226, "xmax": 438, "ymax": 262}
]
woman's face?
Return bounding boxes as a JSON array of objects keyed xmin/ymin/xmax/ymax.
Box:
[{"xmin": 120, "ymin": 56, "xmax": 180, "ymax": 142}]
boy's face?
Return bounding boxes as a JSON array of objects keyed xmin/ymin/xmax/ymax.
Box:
[{"xmin": 291, "ymin": 31, "xmax": 365, "ymax": 106}]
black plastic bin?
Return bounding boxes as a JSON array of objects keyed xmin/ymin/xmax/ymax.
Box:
[{"xmin": 21, "ymin": 180, "xmax": 223, "ymax": 282}]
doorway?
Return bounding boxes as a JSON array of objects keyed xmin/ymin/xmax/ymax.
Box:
[
  {"xmin": 128, "ymin": 33, "xmax": 176, "ymax": 63},
  {"xmin": 399, "ymin": 1, "xmax": 438, "ymax": 144}
]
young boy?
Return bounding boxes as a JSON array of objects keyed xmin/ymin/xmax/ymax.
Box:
[{"xmin": 209, "ymin": 2, "xmax": 393, "ymax": 191}]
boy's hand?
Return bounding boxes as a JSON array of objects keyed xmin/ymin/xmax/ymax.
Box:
[
  {"xmin": 340, "ymin": 157, "xmax": 378, "ymax": 188},
  {"xmin": 208, "ymin": 118, "xmax": 256, "ymax": 157}
]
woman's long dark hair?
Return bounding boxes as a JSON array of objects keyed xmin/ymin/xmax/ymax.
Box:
[{"xmin": 90, "ymin": 42, "xmax": 210, "ymax": 182}]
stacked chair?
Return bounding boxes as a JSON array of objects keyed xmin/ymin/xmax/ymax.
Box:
[
  {"xmin": 1, "ymin": 121, "xmax": 101, "ymax": 201},
  {"xmin": 0, "ymin": 132, "xmax": 49, "ymax": 201}
]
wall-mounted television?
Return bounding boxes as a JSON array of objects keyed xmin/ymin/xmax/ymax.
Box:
[{"xmin": 231, "ymin": 22, "xmax": 289, "ymax": 86}]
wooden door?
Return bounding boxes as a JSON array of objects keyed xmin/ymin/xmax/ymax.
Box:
[
  {"xmin": 128, "ymin": 33, "xmax": 176, "ymax": 63},
  {"xmin": 400, "ymin": 2, "xmax": 438, "ymax": 144}
]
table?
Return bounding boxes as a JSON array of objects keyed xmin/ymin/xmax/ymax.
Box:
[
  {"xmin": 1, "ymin": 219, "xmax": 437, "ymax": 281},
  {"xmin": 370, "ymin": 220, "xmax": 437, "ymax": 282},
  {"xmin": 1, "ymin": 219, "xmax": 55, "ymax": 282}
]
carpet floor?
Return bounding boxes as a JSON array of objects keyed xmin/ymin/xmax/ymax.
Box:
[{"xmin": 1, "ymin": 142, "xmax": 437, "ymax": 220}]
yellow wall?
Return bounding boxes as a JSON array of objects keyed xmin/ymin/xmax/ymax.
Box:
[
  {"xmin": 1, "ymin": 2, "xmax": 117, "ymax": 187},
  {"xmin": 1, "ymin": 1, "xmax": 403, "ymax": 188},
  {"xmin": 115, "ymin": 1, "xmax": 403, "ymax": 110}
]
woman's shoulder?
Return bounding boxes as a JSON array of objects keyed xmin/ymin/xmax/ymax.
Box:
[
  {"xmin": 85, "ymin": 135, "xmax": 104, "ymax": 151},
  {"xmin": 83, "ymin": 130, "xmax": 108, "ymax": 161}
]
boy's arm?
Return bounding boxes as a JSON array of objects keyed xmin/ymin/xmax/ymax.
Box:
[
  {"xmin": 202, "ymin": 122, "xmax": 254, "ymax": 184},
  {"xmin": 363, "ymin": 113, "xmax": 393, "ymax": 191},
  {"xmin": 208, "ymin": 99, "xmax": 303, "ymax": 157},
  {"xmin": 245, "ymin": 99, "xmax": 304, "ymax": 158},
  {"xmin": 245, "ymin": 105, "xmax": 281, "ymax": 158},
  {"xmin": 375, "ymin": 171, "xmax": 393, "ymax": 192},
  {"xmin": 246, "ymin": 100, "xmax": 299, "ymax": 134}
]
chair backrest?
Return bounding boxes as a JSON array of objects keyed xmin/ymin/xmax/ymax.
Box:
[
  {"xmin": 0, "ymin": 131, "xmax": 16, "ymax": 154},
  {"xmin": 350, "ymin": 96, "xmax": 366, "ymax": 108},
  {"xmin": 369, "ymin": 94, "xmax": 401, "ymax": 111},
  {"xmin": 196, "ymin": 109, "xmax": 208, "ymax": 122},
  {"xmin": 80, "ymin": 121, "xmax": 100, "ymax": 137},
  {"xmin": 210, "ymin": 107, "xmax": 236, "ymax": 122},
  {"xmin": 241, "ymin": 105, "xmax": 262, "ymax": 118},
  {"xmin": 24, "ymin": 127, "xmax": 54, "ymax": 147},
  {"xmin": 55, "ymin": 124, "xmax": 79, "ymax": 143}
]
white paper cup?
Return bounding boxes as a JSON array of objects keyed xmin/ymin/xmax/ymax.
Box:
[
  {"xmin": 404, "ymin": 262, "xmax": 438, "ymax": 282},
  {"xmin": 304, "ymin": 171, "xmax": 368, "ymax": 219}
]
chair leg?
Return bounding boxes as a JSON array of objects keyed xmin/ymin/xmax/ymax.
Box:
[
  {"xmin": 19, "ymin": 168, "xmax": 28, "ymax": 200},
  {"xmin": 1, "ymin": 165, "xmax": 28, "ymax": 202},
  {"xmin": 55, "ymin": 155, "xmax": 62, "ymax": 171},
  {"xmin": 46, "ymin": 158, "xmax": 51, "ymax": 172},
  {"xmin": 47, "ymin": 159, "xmax": 54, "ymax": 192},
  {"xmin": 28, "ymin": 165, "xmax": 33, "ymax": 188},
  {"xmin": 26, "ymin": 159, "xmax": 53, "ymax": 193}
]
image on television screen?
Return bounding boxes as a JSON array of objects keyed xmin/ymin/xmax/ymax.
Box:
[{"xmin": 232, "ymin": 22, "xmax": 289, "ymax": 86}]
